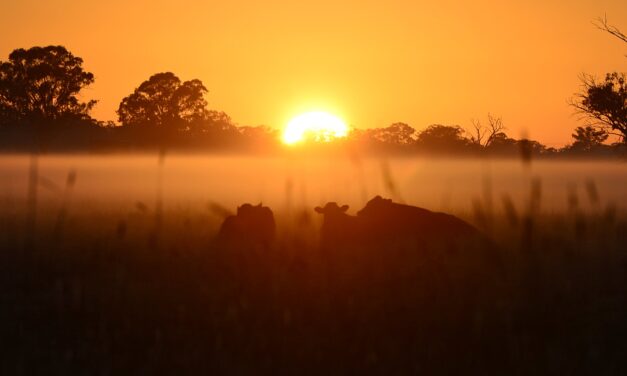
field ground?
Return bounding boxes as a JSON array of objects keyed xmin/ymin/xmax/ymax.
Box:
[
  {"xmin": 1, "ymin": 199, "xmax": 626, "ymax": 374},
  {"xmin": 1, "ymin": 155, "xmax": 626, "ymax": 374}
]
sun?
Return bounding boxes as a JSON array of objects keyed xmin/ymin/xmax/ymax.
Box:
[{"xmin": 282, "ymin": 111, "xmax": 349, "ymax": 145}]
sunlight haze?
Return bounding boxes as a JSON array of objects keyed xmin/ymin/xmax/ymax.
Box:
[{"xmin": 283, "ymin": 111, "xmax": 349, "ymax": 144}]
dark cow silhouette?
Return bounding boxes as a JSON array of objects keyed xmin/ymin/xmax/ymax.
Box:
[
  {"xmin": 315, "ymin": 196, "xmax": 486, "ymax": 250},
  {"xmin": 216, "ymin": 203, "xmax": 276, "ymax": 249},
  {"xmin": 357, "ymin": 196, "xmax": 481, "ymax": 244},
  {"xmin": 314, "ymin": 202, "xmax": 359, "ymax": 249}
]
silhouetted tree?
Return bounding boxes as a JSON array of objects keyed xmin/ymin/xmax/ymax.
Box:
[
  {"xmin": 368, "ymin": 122, "xmax": 416, "ymax": 145},
  {"xmin": 239, "ymin": 125, "xmax": 279, "ymax": 140},
  {"xmin": 182, "ymin": 110, "xmax": 244, "ymax": 148},
  {"xmin": 0, "ymin": 46, "xmax": 96, "ymax": 127},
  {"xmin": 117, "ymin": 72, "xmax": 208, "ymax": 129},
  {"xmin": 569, "ymin": 126, "xmax": 608, "ymax": 152},
  {"xmin": 485, "ymin": 132, "xmax": 518, "ymax": 155},
  {"xmin": 239, "ymin": 125, "xmax": 280, "ymax": 152},
  {"xmin": 416, "ymin": 124, "xmax": 469, "ymax": 153},
  {"xmin": 518, "ymin": 138, "xmax": 551, "ymax": 161},
  {"xmin": 206, "ymin": 111, "xmax": 236, "ymax": 132},
  {"xmin": 187, "ymin": 110, "xmax": 237, "ymax": 134},
  {"xmin": 468, "ymin": 114, "xmax": 506, "ymax": 147},
  {"xmin": 572, "ymin": 73, "xmax": 627, "ymax": 143}
]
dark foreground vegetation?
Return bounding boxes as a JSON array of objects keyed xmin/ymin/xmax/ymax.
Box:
[{"xmin": 0, "ymin": 196, "xmax": 626, "ymax": 375}]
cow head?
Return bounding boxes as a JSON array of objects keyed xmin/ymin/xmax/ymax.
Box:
[
  {"xmin": 218, "ymin": 202, "xmax": 276, "ymax": 247},
  {"xmin": 236, "ymin": 203, "xmax": 274, "ymax": 225},
  {"xmin": 237, "ymin": 203, "xmax": 256, "ymax": 216},
  {"xmin": 315, "ymin": 202, "xmax": 349, "ymax": 217},
  {"xmin": 314, "ymin": 202, "xmax": 356, "ymax": 246}
]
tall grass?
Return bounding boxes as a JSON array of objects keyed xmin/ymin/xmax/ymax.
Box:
[{"xmin": 0, "ymin": 154, "xmax": 626, "ymax": 374}]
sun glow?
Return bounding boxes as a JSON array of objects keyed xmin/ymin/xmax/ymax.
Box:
[{"xmin": 282, "ymin": 111, "xmax": 349, "ymax": 145}]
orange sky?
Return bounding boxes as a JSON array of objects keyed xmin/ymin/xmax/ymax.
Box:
[{"xmin": 1, "ymin": 0, "xmax": 625, "ymax": 146}]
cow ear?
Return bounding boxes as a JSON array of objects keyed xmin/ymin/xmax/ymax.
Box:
[
  {"xmin": 340, "ymin": 205, "xmax": 349, "ymax": 212},
  {"xmin": 314, "ymin": 206, "xmax": 324, "ymax": 214}
]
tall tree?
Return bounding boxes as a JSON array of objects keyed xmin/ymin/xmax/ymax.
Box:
[
  {"xmin": 117, "ymin": 72, "xmax": 208, "ymax": 128},
  {"xmin": 571, "ymin": 17, "xmax": 626, "ymax": 143},
  {"xmin": 0, "ymin": 46, "xmax": 96, "ymax": 126},
  {"xmin": 572, "ymin": 72, "xmax": 627, "ymax": 142}
]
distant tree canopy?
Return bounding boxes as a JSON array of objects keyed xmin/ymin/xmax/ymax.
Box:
[
  {"xmin": 573, "ymin": 73, "xmax": 627, "ymax": 143},
  {"xmin": 569, "ymin": 126, "xmax": 609, "ymax": 152},
  {"xmin": 117, "ymin": 72, "xmax": 209, "ymax": 128},
  {"xmin": 486, "ymin": 132, "xmax": 518, "ymax": 153},
  {"xmin": 0, "ymin": 46, "xmax": 96, "ymax": 127},
  {"xmin": 345, "ymin": 121, "xmax": 559, "ymax": 157},
  {"xmin": 366, "ymin": 122, "xmax": 416, "ymax": 145},
  {"xmin": 415, "ymin": 124, "xmax": 469, "ymax": 151}
]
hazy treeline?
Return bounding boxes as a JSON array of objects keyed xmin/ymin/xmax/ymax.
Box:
[{"xmin": 0, "ymin": 46, "xmax": 625, "ymax": 156}]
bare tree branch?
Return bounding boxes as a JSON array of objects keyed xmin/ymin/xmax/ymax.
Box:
[
  {"xmin": 593, "ymin": 15, "xmax": 627, "ymax": 48},
  {"xmin": 485, "ymin": 113, "xmax": 506, "ymax": 147},
  {"xmin": 467, "ymin": 114, "xmax": 506, "ymax": 147},
  {"xmin": 468, "ymin": 118, "xmax": 487, "ymax": 146}
]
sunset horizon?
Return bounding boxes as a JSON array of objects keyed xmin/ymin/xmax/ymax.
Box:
[{"xmin": 2, "ymin": 0, "xmax": 625, "ymax": 147}]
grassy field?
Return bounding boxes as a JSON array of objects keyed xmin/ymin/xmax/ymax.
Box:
[
  {"xmin": 1, "ymin": 192, "xmax": 626, "ymax": 375},
  {"xmin": 0, "ymin": 157, "xmax": 627, "ymax": 375}
]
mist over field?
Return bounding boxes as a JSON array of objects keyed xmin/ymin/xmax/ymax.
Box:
[{"xmin": 2, "ymin": 154, "xmax": 625, "ymax": 215}]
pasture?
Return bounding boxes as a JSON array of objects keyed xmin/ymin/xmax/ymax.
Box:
[{"xmin": 0, "ymin": 154, "xmax": 626, "ymax": 374}]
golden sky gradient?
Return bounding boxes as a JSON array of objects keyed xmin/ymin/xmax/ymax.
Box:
[{"xmin": 1, "ymin": 0, "xmax": 625, "ymax": 146}]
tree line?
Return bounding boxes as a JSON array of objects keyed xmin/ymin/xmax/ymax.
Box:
[{"xmin": 0, "ymin": 45, "xmax": 625, "ymax": 156}]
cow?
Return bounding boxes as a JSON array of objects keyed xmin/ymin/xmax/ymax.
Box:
[
  {"xmin": 315, "ymin": 196, "xmax": 487, "ymax": 251},
  {"xmin": 314, "ymin": 197, "xmax": 502, "ymax": 313},
  {"xmin": 216, "ymin": 203, "xmax": 276, "ymax": 250},
  {"xmin": 314, "ymin": 202, "xmax": 360, "ymax": 251},
  {"xmin": 357, "ymin": 196, "xmax": 482, "ymax": 246}
]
